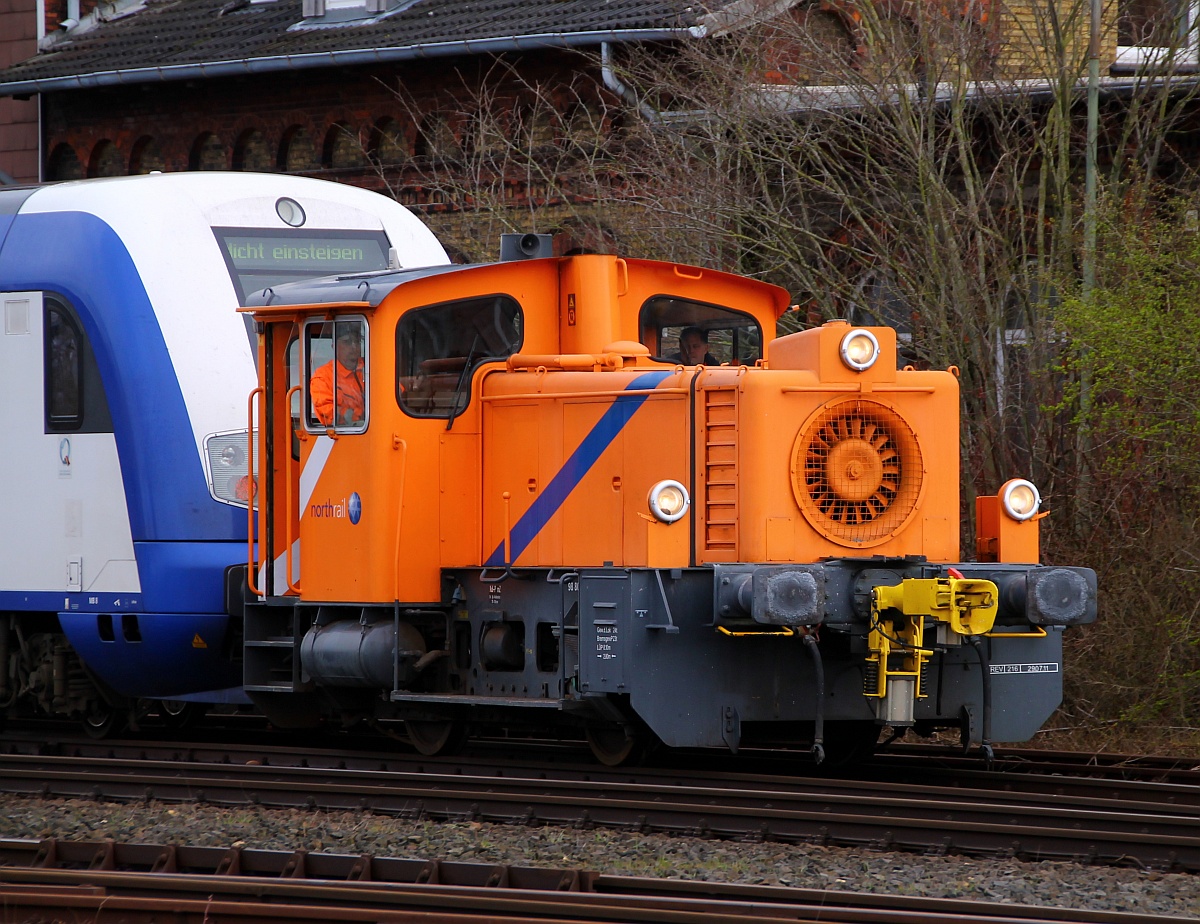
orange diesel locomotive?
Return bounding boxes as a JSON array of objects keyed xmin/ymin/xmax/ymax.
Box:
[{"xmin": 239, "ymin": 245, "xmax": 1096, "ymax": 764}]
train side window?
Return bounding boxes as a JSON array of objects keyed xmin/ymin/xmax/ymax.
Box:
[
  {"xmin": 396, "ymin": 294, "xmax": 523, "ymax": 419},
  {"xmin": 638, "ymin": 296, "xmax": 763, "ymax": 366},
  {"xmin": 302, "ymin": 317, "xmax": 368, "ymax": 432},
  {"xmin": 43, "ymin": 295, "xmax": 113, "ymax": 434}
]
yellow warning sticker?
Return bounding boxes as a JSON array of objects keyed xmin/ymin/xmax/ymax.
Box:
[{"xmin": 192, "ymin": 634, "xmax": 208, "ymax": 649}]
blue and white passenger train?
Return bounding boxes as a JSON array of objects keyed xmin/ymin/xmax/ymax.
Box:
[{"xmin": 0, "ymin": 173, "xmax": 447, "ymax": 734}]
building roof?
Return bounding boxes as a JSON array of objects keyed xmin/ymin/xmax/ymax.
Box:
[{"xmin": 0, "ymin": 0, "xmax": 734, "ymax": 96}]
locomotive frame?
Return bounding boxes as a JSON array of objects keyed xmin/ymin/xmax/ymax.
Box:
[{"xmin": 240, "ymin": 249, "xmax": 1097, "ymax": 764}]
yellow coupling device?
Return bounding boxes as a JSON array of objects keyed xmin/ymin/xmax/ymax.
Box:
[{"xmin": 864, "ymin": 576, "xmax": 998, "ymax": 725}]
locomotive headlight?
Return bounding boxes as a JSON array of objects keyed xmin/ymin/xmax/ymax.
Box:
[
  {"xmin": 1001, "ymin": 478, "xmax": 1041, "ymax": 521},
  {"xmin": 648, "ymin": 480, "xmax": 690, "ymax": 523},
  {"xmin": 840, "ymin": 329, "xmax": 880, "ymax": 371}
]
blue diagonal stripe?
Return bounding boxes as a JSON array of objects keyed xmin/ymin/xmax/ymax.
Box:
[{"xmin": 485, "ymin": 370, "xmax": 672, "ymax": 566}]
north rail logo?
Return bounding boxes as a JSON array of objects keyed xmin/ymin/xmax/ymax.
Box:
[{"xmin": 310, "ymin": 492, "xmax": 362, "ymax": 524}]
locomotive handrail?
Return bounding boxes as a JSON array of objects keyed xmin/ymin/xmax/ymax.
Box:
[
  {"xmin": 482, "ymin": 386, "xmax": 689, "ymax": 402},
  {"xmin": 246, "ymin": 387, "xmax": 263, "ymax": 598},
  {"xmin": 507, "ymin": 353, "xmax": 625, "ymax": 371},
  {"xmin": 779, "ymin": 384, "xmax": 938, "ymax": 394},
  {"xmin": 284, "ymin": 385, "xmax": 302, "ymax": 595},
  {"xmin": 391, "ymin": 436, "xmax": 408, "ymax": 603},
  {"xmin": 986, "ymin": 626, "xmax": 1048, "ymax": 638}
]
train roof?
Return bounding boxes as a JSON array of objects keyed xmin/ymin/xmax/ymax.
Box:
[
  {"xmin": 244, "ymin": 255, "xmax": 793, "ymax": 317},
  {"xmin": 244, "ymin": 261, "xmax": 473, "ymax": 309}
]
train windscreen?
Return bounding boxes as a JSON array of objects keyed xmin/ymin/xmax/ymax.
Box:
[{"xmin": 214, "ymin": 227, "xmax": 391, "ymax": 300}]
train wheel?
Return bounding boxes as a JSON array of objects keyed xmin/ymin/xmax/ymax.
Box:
[
  {"xmin": 585, "ymin": 725, "xmax": 643, "ymax": 767},
  {"xmin": 158, "ymin": 700, "xmax": 208, "ymax": 730},
  {"xmin": 405, "ymin": 720, "xmax": 467, "ymax": 757},
  {"xmin": 81, "ymin": 704, "xmax": 123, "ymax": 740}
]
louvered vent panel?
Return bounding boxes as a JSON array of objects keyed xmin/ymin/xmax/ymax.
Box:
[{"xmin": 703, "ymin": 387, "xmax": 739, "ymax": 558}]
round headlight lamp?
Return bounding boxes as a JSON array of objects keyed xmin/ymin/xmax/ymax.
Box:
[
  {"xmin": 1001, "ymin": 478, "xmax": 1041, "ymax": 521},
  {"xmin": 840, "ymin": 328, "xmax": 880, "ymax": 371},
  {"xmin": 648, "ymin": 480, "xmax": 690, "ymax": 523}
]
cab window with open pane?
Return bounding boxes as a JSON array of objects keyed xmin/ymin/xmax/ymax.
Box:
[
  {"xmin": 397, "ymin": 294, "xmax": 522, "ymax": 418},
  {"xmin": 304, "ymin": 317, "xmax": 368, "ymax": 432},
  {"xmin": 639, "ymin": 296, "xmax": 763, "ymax": 366}
]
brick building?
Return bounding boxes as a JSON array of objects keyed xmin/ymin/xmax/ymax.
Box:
[
  {"xmin": 0, "ymin": 0, "xmax": 731, "ymax": 252},
  {"xmin": 0, "ymin": 0, "xmax": 1191, "ymax": 230},
  {"xmin": 0, "ymin": 0, "xmax": 40, "ymax": 184}
]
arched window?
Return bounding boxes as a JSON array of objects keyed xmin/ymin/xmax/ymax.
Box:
[
  {"xmin": 233, "ymin": 129, "xmax": 272, "ymax": 172},
  {"xmin": 88, "ymin": 140, "xmax": 123, "ymax": 177},
  {"xmin": 47, "ymin": 143, "xmax": 83, "ymax": 180},
  {"xmin": 369, "ymin": 118, "xmax": 409, "ymax": 166},
  {"xmin": 278, "ymin": 126, "xmax": 317, "ymax": 172},
  {"xmin": 515, "ymin": 104, "xmax": 556, "ymax": 150},
  {"xmin": 129, "ymin": 136, "xmax": 165, "ymax": 174},
  {"xmin": 560, "ymin": 102, "xmax": 604, "ymax": 151},
  {"xmin": 323, "ymin": 122, "xmax": 364, "ymax": 169},
  {"xmin": 190, "ymin": 132, "xmax": 228, "ymax": 171},
  {"xmin": 462, "ymin": 108, "xmax": 504, "ymax": 159},
  {"xmin": 414, "ymin": 113, "xmax": 459, "ymax": 160}
]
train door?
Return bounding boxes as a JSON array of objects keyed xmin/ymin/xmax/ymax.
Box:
[
  {"xmin": 0, "ymin": 291, "xmax": 136, "ymax": 602},
  {"xmin": 252, "ymin": 316, "xmax": 300, "ymax": 597},
  {"xmin": 252, "ymin": 315, "xmax": 369, "ymax": 596}
]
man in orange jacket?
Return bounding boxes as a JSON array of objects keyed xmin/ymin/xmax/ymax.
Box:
[{"xmin": 311, "ymin": 326, "xmax": 365, "ymax": 426}]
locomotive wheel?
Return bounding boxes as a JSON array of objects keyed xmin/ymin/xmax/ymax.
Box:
[
  {"xmin": 157, "ymin": 700, "xmax": 208, "ymax": 730},
  {"xmin": 585, "ymin": 725, "xmax": 643, "ymax": 767},
  {"xmin": 405, "ymin": 720, "xmax": 467, "ymax": 757}
]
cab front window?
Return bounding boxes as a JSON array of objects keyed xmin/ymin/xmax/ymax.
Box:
[
  {"xmin": 397, "ymin": 294, "xmax": 522, "ymax": 418},
  {"xmin": 639, "ymin": 296, "xmax": 763, "ymax": 366}
]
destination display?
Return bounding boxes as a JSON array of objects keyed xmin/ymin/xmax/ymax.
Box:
[{"xmin": 214, "ymin": 228, "xmax": 391, "ymax": 298}]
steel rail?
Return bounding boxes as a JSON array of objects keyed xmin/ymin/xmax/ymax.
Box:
[
  {"xmin": 0, "ymin": 750, "xmax": 1199, "ymax": 870},
  {"xmin": 0, "ymin": 838, "xmax": 1192, "ymax": 924}
]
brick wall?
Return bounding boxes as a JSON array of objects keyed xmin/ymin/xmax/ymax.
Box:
[{"xmin": 0, "ymin": 0, "xmax": 40, "ymax": 184}]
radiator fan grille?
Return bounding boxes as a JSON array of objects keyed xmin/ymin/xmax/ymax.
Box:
[{"xmin": 791, "ymin": 399, "xmax": 923, "ymax": 546}]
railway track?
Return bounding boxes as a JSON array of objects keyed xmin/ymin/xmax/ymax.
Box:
[
  {"xmin": 0, "ymin": 732, "xmax": 1198, "ymax": 872},
  {"xmin": 0, "ymin": 837, "xmax": 1195, "ymax": 924}
]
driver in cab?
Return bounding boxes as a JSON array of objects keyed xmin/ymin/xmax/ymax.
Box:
[{"xmin": 311, "ymin": 325, "xmax": 365, "ymax": 426}]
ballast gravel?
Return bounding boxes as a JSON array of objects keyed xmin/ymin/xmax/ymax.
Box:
[{"xmin": 0, "ymin": 795, "xmax": 1196, "ymax": 917}]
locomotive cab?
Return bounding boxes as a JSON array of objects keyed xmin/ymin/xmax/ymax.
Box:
[{"xmin": 242, "ymin": 254, "xmax": 1097, "ymax": 764}]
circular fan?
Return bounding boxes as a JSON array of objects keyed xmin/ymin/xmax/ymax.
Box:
[{"xmin": 790, "ymin": 398, "xmax": 923, "ymax": 547}]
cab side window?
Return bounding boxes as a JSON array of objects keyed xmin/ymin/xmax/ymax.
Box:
[
  {"xmin": 304, "ymin": 317, "xmax": 368, "ymax": 432},
  {"xmin": 397, "ymin": 294, "xmax": 522, "ymax": 418}
]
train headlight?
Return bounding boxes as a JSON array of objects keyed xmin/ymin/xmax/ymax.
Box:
[
  {"xmin": 1001, "ymin": 479, "xmax": 1041, "ymax": 521},
  {"xmin": 204, "ymin": 430, "xmax": 257, "ymax": 508},
  {"xmin": 648, "ymin": 480, "xmax": 690, "ymax": 523},
  {"xmin": 840, "ymin": 329, "xmax": 880, "ymax": 371}
]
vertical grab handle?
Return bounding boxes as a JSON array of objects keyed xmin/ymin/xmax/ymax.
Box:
[
  {"xmin": 284, "ymin": 385, "xmax": 302, "ymax": 595},
  {"xmin": 392, "ymin": 436, "xmax": 408, "ymax": 602},
  {"xmin": 615, "ymin": 258, "xmax": 628, "ymax": 296},
  {"xmin": 246, "ymin": 387, "xmax": 263, "ymax": 597}
]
